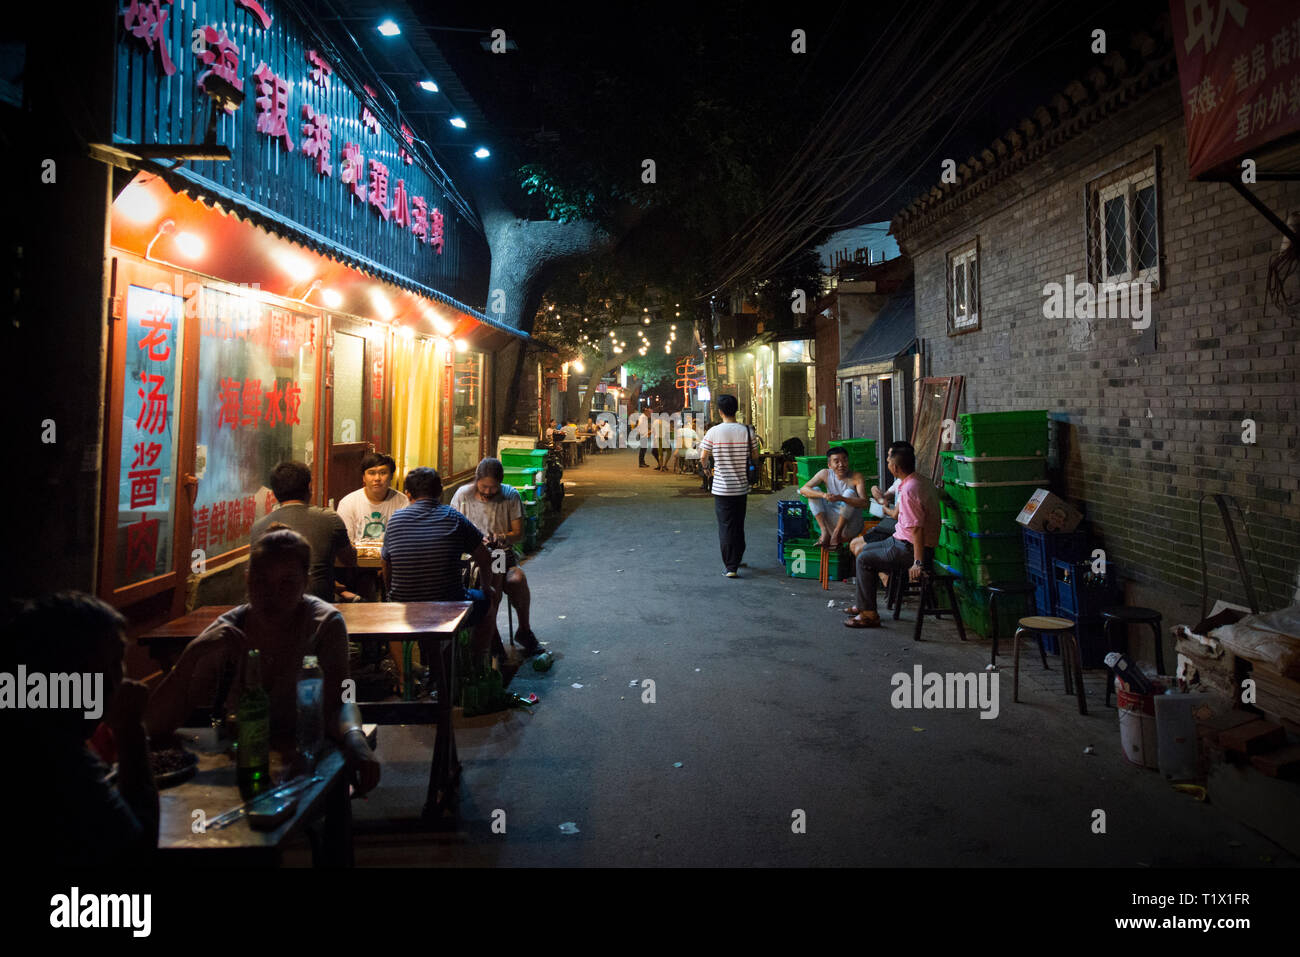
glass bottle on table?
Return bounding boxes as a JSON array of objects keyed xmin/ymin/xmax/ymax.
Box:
[
  {"xmin": 236, "ymin": 649, "xmax": 271, "ymax": 799},
  {"xmin": 296, "ymin": 655, "xmax": 324, "ymax": 774}
]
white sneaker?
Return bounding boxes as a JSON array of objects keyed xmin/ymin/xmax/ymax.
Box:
[{"xmin": 724, "ymin": 570, "xmax": 739, "ymax": 578}]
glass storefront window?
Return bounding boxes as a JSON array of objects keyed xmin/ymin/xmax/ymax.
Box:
[
  {"xmin": 453, "ymin": 351, "xmax": 483, "ymax": 472},
  {"xmin": 332, "ymin": 330, "xmax": 365, "ymax": 444},
  {"xmin": 193, "ymin": 287, "xmax": 318, "ymax": 558},
  {"xmin": 116, "ymin": 284, "xmax": 184, "ymax": 586}
]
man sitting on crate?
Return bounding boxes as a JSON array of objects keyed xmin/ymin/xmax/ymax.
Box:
[
  {"xmin": 798, "ymin": 447, "xmax": 872, "ymax": 548},
  {"xmin": 844, "ymin": 443, "xmax": 940, "ymax": 629},
  {"xmin": 449, "ymin": 458, "xmax": 543, "ymax": 657}
]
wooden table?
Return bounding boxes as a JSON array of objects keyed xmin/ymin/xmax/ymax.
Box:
[
  {"xmin": 561, "ymin": 437, "xmax": 583, "ymax": 466},
  {"xmin": 139, "ymin": 601, "xmax": 472, "ymax": 818},
  {"xmin": 156, "ymin": 725, "xmax": 374, "ymax": 867}
]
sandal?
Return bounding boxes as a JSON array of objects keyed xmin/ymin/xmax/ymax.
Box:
[
  {"xmin": 843, "ymin": 614, "xmax": 881, "ymax": 629},
  {"xmin": 514, "ymin": 629, "xmax": 542, "ymax": 657}
]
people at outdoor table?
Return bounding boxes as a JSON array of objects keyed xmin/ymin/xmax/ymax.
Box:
[
  {"xmin": 381, "ymin": 467, "xmax": 501, "ymax": 661},
  {"xmin": 1, "ymin": 592, "xmax": 159, "ymax": 866},
  {"xmin": 799, "ymin": 446, "xmax": 872, "ymax": 547},
  {"xmin": 249, "ymin": 461, "xmax": 356, "ymax": 603},
  {"xmin": 337, "ymin": 451, "xmax": 409, "ymax": 542},
  {"xmin": 449, "ymin": 458, "xmax": 543, "ymax": 657},
  {"xmin": 145, "ymin": 528, "xmax": 382, "ymax": 794}
]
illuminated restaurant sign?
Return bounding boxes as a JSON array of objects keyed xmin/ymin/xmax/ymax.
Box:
[{"xmin": 115, "ymin": 0, "xmax": 468, "ymax": 296}]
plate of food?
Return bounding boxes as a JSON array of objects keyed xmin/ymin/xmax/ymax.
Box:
[{"xmin": 148, "ymin": 732, "xmax": 200, "ymax": 787}]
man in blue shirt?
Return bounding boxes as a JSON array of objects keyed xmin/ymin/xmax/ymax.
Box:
[{"xmin": 382, "ymin": 467, "xmax": 499, "ymax": 660}]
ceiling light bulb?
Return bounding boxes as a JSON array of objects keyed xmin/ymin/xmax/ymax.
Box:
[
  {"xmin": 322, "ymin": 289, "xmax": 342, "ymax": 309},
  {"xmin": 473, "ymin": 147, "xmax": 490, "ymax": 159},
  {"xmin": 419, "ymin": 80, "xmax": 439, "ymax": 92},
  {"xmin": 174, "ymin": 231, "xmax": 205, "ymax": 259},
  {"xmin": 449, "ymin": 116, "xmax": 467, "ymax": 129},
  {"xmin": 377, "ymin": 19, "xmax": 401, "ymax": 36}
]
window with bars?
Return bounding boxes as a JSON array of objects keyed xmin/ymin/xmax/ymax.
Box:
[
  {"xmin": 1087, "ymin": 154, "xmax": 1161, "ymax": 288},
  {"xmin": 947, "ymin": 239, "xmax": 980, "ymax": 334},
  {"xmin": 779, "ymin": 367, "xmax": 807, "ymax": 417}
]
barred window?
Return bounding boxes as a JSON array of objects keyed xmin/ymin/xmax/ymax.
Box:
[
  {"xmin": 1087, "ymin": 154, "xmax": 1160, "ymax": 288},
  {"xmin": 947, "ymin": 239, "xmax": 980, "ymax": 334}
]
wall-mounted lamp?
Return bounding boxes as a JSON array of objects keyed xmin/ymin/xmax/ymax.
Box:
[{"xmin": 145, "ymin": 219, "xmax": 205, "ymax": 264}]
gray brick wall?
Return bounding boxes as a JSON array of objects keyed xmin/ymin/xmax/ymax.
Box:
[{"xmin": 897, "ymin": 81, "xmax": 1300, "ymax": 641}]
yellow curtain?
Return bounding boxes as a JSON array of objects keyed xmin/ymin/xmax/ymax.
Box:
[{"xmin": 390, "ymin": 335, "xmax": 442, "ymax": 490}]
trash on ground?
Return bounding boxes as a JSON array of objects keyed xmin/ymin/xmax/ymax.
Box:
[
  {"xmin": 1083, "ymin": 746, "xmax": 1095, "ymax": 754},
  {"xmin": 558, "ymin": 615, "xmax": 566, "ymax": 619},
  {"xmin": 1173, "ymin": 784, "xmax": 1206, "ymax": 801},
  {"xmin": 912, "ymin": 726, "xmax": 925, "ymax": 732},
  {"xmin": 827, "ymin": 600, "xmax": 835, "ymax": 608},
  {"xmin": 629, "ymin": 680, "xmax": 639, "ymax": 687},
  {"xmin": 571, "ymin": 683, "xmax": 584, "ymax": 689},
  {"xmin": 592, "ymin": 650, "xmax": 600, "ymax": 654},
  {"xmin": 558, "ymin": 822, "xmax": 580, "ymax": 834},
  {"xmin": 672, "ymin": 762, "xmax": 683, "ymax": 768}
]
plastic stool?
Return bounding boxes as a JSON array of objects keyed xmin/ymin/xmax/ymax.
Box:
[{"xmin": 1013, "ymin": 616, "xmax": 1087, "ymax": 715}]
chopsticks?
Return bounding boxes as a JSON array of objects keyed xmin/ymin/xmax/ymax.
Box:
[{"xmin": 206, "ymin": 774, "xmax": 324, "ymax": 831}]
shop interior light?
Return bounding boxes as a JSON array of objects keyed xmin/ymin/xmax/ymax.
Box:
[
  {"xmin": 377, "ymin": 19, "xmax": 401, "ymax": 36},
  {"xmin": 449, "ymin": 116, "xmax": 467, "ymax": 129},
  {"xmin": 454, "ymin": 338, "xmax": 468, "ymax": 352},
  {"xmin": 473, "ymin": 147, "xmax": 491, "ymax": 159},
  {"xmin": 419, "ymin": 79, "xmax": 439, "ymax": 92},
  {"xmin": 115, "ymin": 180, "xmax": 161, "ymax": 223}
]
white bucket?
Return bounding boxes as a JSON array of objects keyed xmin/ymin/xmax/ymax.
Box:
[{"xmin": 1117, "ymin": 687, "xmax": 1159, "ymax": 769}]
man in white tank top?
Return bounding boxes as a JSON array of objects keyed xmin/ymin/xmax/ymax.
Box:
[{"xmin": 798, "ymin": 447, "xmax": 871, "ymax": 548}]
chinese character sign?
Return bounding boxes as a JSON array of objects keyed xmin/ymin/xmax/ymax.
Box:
[
  {"xmin": 1172, "ymin": 0, "xmax": 1300, "ymax": 177},
  {"xmin": 119, "ymin": 286, "xmax": 182, "ymax": 585}
]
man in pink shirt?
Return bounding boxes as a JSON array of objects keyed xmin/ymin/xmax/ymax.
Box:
[{"xmin": 844, "ymin": 441, "xmax": 940, "ymax": 628}]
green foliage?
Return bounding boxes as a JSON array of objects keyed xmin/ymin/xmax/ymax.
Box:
[{"xmin": 620, "ymin": 351, "xmax": 677, "ymax": 389}]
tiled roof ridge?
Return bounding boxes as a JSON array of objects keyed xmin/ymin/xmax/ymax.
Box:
[{"xmin": 891, "ymin": 23, "xmax": 1176, "ymax": 239}]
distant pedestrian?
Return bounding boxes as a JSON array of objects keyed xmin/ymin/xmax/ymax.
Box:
[{"xmin": 698, "ymin": 394, "xmax": 760, "ymax": 577}]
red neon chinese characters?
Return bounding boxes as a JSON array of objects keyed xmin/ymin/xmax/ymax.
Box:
[
  {"xmin": 197, "ymin": 26, "xmax": 242, "ymax": 100},
  {"xmin": 240, "ymin": 379, "xmax": 262, "ymax": 427},
  {"xmin": 136, "ymin": 373, "xmax": 169, "ymax": 434},
  {"xmin": 242, "ymin": 496, "xmax": 257, "ymax": 532},
  {"xmin": 192, "ymin": 506, "xmax": 210, "ymax": 550},
  {"xmin": 284, "ymin": 382, "xmax": 303, "ymax": 425},
  {"xmin": 217, "ymin": 377, "xmax": 241, "ymax": 429},
  {"xmin": 252, "ymin": 62, "xmax": 294, "ymax": 151},
  {"xmin": 263, "ymin": 380, "xmax": 285, "ymax": 427},
  {"xmin": 125, "ymin": 517, "xmax": 160, "ymax": 579},
  {"xmin": 430, "ymin": 206, "xmax": 445, "ymax": 254},
  {"xmin": 411, "ymin": 196, "xmax": 429, "ymax": 242},
  {"xmin": 306, "ymin": 49, "xmax": 332, "ymax": 87},
  {"xmin": 236, "ymin": 0, "xmax": 272, "ymax": 30},
  {"xmin": 138, "ymin": 306, "xmax": 172, "ymax": 361},
  {"xmin": 301, "ymin": 105, "xmax": 332, "ymax": 176},
  {"xmin": 123, "ymin": 0, "xmax": 176, "ymax": 76},
  {"xmin": 390, "ymin": 179, "xmax": 411, "ymax": 228},
  {"xmin": 128, "ymin": 469, "xmax": 161, "ymax": 509},
  {"xmin": 209, "ymin": 501, "xmax": 227, "ymax": 543},
  {"xmin": 340, "ymin": 142, "xmax": 365, "ymax": 200},
  {"xmin": 368, "ymin": 159, "xmax": 391, "ymax": 220},
  {"xmin": 131, "ymin": 441, "xmax": 163, "ymax": 468}
]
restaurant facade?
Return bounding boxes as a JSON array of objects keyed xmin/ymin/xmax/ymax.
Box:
[{"xmin": 11, "ymin": 1, "xmax": 523, "ymax": 634}]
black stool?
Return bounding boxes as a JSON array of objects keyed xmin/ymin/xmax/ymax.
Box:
[
  {"xmin": 1100, "ymin": 606, "xmax": 1165, "ymax": 707},
  {"xmin": 986, "ymin": 582, "xmax": 1035, "ymax": 667},
  {"xmin": 886, "ymin": 552, "xmax": 967, "ymax": 643},
  {"xmin": 1012, "ymin": 616, "xmax": 1087, "ymax": 715}
]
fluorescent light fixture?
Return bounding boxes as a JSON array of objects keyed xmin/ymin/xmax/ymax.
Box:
[
  {"xmin": 377, "ymin": 19, "xmax": 401, "ymax": 36},
  {"xmin": 174, "ymin": 231, "xmax": 205, "ymax": 259},
  {"xmin": 369, "ymin": 288, "xmax": 394, "ymax": 320},
  {"xmin": 473, "ymin": 147, "xmax": 490, "ymax": 159},
  {"xmin": 449, "ymin": 116, "xmax": 467, "ymax": 129},
  {"xmin": 115, "ymin": 181, "xmax": 160, "ymax": 223},
  {"xmin": 322, "ymin": 288, "xmax": 342, "ymax": 309},
  {"xmin": 419, "ymin": 80, "xmax": 439, "ymax": 92}
]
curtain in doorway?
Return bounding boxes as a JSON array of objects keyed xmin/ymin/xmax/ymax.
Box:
[{"xmin": 390, "ymin": 334, "xmax": 442, "ymax": 487}]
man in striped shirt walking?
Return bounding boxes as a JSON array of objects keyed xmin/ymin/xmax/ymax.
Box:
[
  {"xmin": 382, "ymin": 467, "xmax": 500, "ymax": 659},
  {"xmin": 698, "ymin": 394, "xmax": 761, "ymax": 578}
]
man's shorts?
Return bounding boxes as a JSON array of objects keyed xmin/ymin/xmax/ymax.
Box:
[{"xmin": 464, "ymin": 587, "xmax": 492, "ymax": 625}]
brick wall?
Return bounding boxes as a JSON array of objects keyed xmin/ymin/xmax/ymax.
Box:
[{"xmin": 897, "ymin": 81, "xmax": 1300, "ymax": 635}]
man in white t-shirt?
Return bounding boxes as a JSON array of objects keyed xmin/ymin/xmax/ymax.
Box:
[
  {"xmin": 698, "ymin": 395, "xmax": 761, "ymax": 578},
  {"xmin": 336, "ymin": 452, "xmax": 410, "ymax": 542}
]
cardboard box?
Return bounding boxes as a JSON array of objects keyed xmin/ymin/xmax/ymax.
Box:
[{"xmin": 1015, "ymin": 488, "xmax": 1083, "ymax": 533}]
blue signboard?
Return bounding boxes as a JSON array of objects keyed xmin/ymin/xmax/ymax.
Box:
[{"xmin": 115, "ymin": 0, "xmax": 487, "ymax": 306}]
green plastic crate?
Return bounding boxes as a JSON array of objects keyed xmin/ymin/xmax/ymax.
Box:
[
  {"xmin": 500, "ymin": 448, "xmax": 549, "ymax": 467},
  {"xmin": 784, "ymin": 542, "xmax": 849, "ymax": 579},
  {"xmin": 955, "ymin": 530, "xmax": 1024, "ymax": 565},
  {"xmin": 945, "ymin": 455, "xmax": 1046, "ymax": 484},
  {"xmin": 943, "ymin": 478, "xmax": 1041, "ymax": 513},
  {"xmin": 502, "ymin": 467, "xmax": 543, "ymax": 486},
  {"xmin": 959, "ymin": 556, "xmax": 1027, "ymax": 586},
  {"xmin": 958, "ymin": 411, "xmax": 1048, "ymax": 458},
  {"xmin": 941, "ymin": 502, "xmax": 1021, "ymax": 534},
  {"xmin": 517, "ymin": 485, "xmax": 538, "ymax": 502}
]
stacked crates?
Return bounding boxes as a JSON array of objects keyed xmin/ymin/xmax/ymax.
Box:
[
  {"xmin": 777, "ymin": 500, "xmax": 811, "ymax": 565},
  {"xmin": 938, "ymin": 411, "xmax": 1049, "ymax": 639},
  {"xmin": 783, "ymin": 540, "xmax": 851, "ymax": 580},
  {"xmin": 837, "ymin": 439, "xmax": 877, "ymax": 477},
  {"xmin": 1051, "ymin": 559, "xmax": 1119, "ymax": 666}
]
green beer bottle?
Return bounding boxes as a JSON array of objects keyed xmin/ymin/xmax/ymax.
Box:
[{"xmin": 236, "ymin": 649, "xmax": 271, "ymax": 798}]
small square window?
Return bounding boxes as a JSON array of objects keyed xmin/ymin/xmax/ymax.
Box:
[
  {"xmin": 947, "ymin": 239, "xmax": 980, "ymax": 334},
  {"xmin": 1088, "ymin": 155, "xmax": 1160, "ymax": 289}
]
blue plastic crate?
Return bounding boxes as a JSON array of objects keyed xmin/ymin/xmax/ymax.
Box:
[
  {"xmin": 1022, "ymin": 528, "xmax": 1088, "ymax": 578},
  {"xmin": 777, "ymin": 500, "xmax": 810, "ymax": 541},
  {"xmin": 1053, "ymin": 560, "xmax": 1117, "ymax": 619}
]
